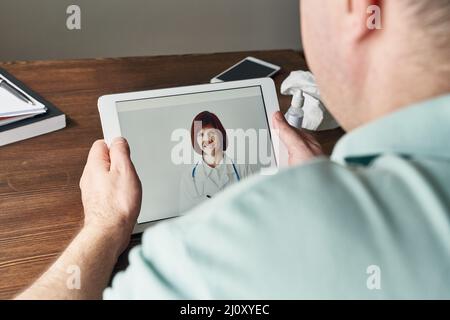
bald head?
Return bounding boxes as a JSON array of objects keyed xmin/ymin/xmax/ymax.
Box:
[
  {"xmin": 405, "ymin": 0, "xmax": 450, "ymax": 55},
  {"xmin": 407, "ymin": 0, "xmax": 450, "ymax": 29},
  {"xmin": 300, "ymin": 0, "xmax": 450, "ymax": 131}
]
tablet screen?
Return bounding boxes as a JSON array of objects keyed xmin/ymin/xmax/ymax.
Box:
[{"xmin": 116, "ymin": 86, "xmax": 276, "ymax": 223}]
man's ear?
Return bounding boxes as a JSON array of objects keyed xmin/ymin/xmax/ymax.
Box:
[{"xmin": 345, "ymin": 0, "xmax": 383, "ymax": 42}]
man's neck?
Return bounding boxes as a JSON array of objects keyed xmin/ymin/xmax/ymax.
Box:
[{"xmin": 351, "ymin": 38, "xmax": 450, "ymax": 131}]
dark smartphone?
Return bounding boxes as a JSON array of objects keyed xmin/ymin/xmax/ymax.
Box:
[{"xmin": 211, "ymin": 57, "xmax": 281, "ymax": 83}]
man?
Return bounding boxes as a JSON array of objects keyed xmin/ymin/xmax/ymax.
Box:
[{"xmin": 17, "ymin": 0, "xmax": 450, "ymax": 299}]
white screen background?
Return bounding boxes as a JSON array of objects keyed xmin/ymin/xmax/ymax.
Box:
[{"xmin": 117, "ymin": 87, "xmax": 274, "ymax": 223}]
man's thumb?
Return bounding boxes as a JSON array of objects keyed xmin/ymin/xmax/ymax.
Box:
[
  {"xmin": 110, "ymin": 137, "xmax": 132, "ymax": 171},
  {"xmin": 272, "ymin": 111, "xmax": 302, "ymax": 147}
]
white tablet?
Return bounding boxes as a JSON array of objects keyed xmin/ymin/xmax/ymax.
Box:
[{"xmin": 98, "ymin": 78, "xmax": 288, "ymax": 233}]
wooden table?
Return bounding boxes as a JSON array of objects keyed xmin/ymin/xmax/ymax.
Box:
[{"xmin": 0, "ymin": 50, "xmax": 344, "ymax": 299}]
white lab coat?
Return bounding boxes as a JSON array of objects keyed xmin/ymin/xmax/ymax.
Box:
[{"xmin": 179, "ymin": 154, "xmax": 254, "ymax": 213}]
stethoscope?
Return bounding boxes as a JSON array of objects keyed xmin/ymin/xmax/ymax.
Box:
[{"xmin": 191, "ymin": 160, "xmax": 240, "ymax": 199}]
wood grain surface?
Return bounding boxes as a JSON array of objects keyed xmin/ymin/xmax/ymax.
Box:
[{"xmin": 0, "ymin": 50, "xmax": 344, "ymax": 299}]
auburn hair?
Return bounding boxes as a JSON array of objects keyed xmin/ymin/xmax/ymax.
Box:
[{"xmin": 191, "ymin": 111, "xmax": 227, "ymax": 154}]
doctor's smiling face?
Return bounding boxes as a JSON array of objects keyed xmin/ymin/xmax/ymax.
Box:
[
  {"xmin": 191, "ymin": 111, "xmax": 228, "ymax": 167},
  {"xmin": 197, "ymin": 126, "xmax": 223, "ymax": 157}
]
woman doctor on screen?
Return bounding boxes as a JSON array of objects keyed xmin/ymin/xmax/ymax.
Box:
[{"xmin": 179, "ymin": 111, "xmax": 253, "ymax": 213}]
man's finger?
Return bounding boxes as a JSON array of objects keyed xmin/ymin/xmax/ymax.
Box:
[
  {"xmin": 86, "ymin": 140, "xmax": 111, "ymax": 172},
  {"xmin": 272, "ymin": 112, "xmax": 305, "ymax": 149},
  {"xmin": 299, "ymin": 130, "xmax": 323, "ymax": 153},
  {"xmin": 110, "ymin": 137, "xmax": 132, "ymax": 172}
]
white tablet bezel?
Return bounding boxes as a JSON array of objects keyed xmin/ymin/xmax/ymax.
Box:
[{"xmin": 98, "ymin": 78, "xmax": 288, "ymax": 234}]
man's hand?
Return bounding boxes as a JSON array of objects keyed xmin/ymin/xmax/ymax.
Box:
[
  {"xmin": 80, "ymin": 138, "xmax": 142, "ymax": 254},
  {"xmin": 16, "ymin": 138, "xmax": 142, "ymax": 300},
  {"xmin": 272, "ymin": 111, "xmax": 324, "ymax": 166}
]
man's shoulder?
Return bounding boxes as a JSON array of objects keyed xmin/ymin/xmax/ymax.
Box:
[
  {"xmin": 136, "ymin": 156, "xmax": 450, "ymax": 298},
  {"xmin": 234, "ymin": 157, "xmax": 361, "ymax": 206},
  {"xmin": 162, "ymin": 157, "xmax": 368, "ymax": 245}
]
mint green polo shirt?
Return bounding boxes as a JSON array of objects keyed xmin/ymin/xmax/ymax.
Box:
[{"xmin": 104, "ymin": 94, "xmax": 450, "ymax": 299}]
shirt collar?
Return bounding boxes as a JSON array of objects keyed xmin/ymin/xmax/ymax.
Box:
[
  {"xmin": 331, "ymin": 94, "xmax": 450, "ymax": 165},
  {"xmin": 200, "ymin": 154, "xmax": 230, "ymax": 176}
]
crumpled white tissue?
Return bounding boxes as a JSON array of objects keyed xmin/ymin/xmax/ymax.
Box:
[{"xmin": 281, "ymin": 70, "xmax": 340, "ymax": 131}]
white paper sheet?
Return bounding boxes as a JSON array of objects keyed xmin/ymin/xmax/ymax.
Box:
[{"xmin": 0, "ymin": 81, "xmax": 46, "ymax": 117}]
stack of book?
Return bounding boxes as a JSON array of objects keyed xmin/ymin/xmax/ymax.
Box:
[{"xmin": 0, "ymin": 68, "xmax": 66, "ymax": 146}]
